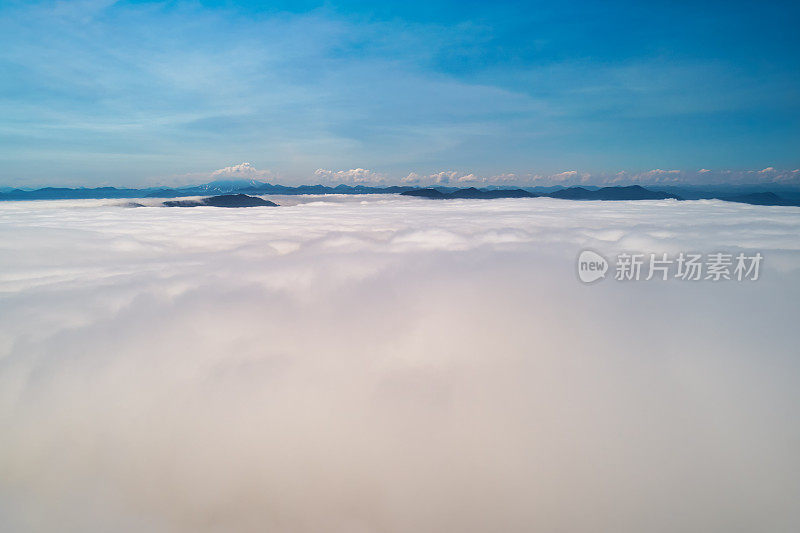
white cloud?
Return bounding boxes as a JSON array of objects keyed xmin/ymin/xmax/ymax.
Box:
[
  {"xmin": 534, "ymin": 170, "xmax": 594, "ymax": 185},
  {"xmin": 487, "ymin": 173, "xmax": 519, "ymax": 184},
  {"xmin": 400, "ymin": 172, "xmax": 422, "ymax": 184},
  {"xmin": 641, "ymin": 168, "xmax": 681, "ymax": 177},
  {"xmin": 211, "ymin": 162, "xmax": 273, "ymax": 180},
  {"xmin": 153, "ymin": 167, "xmax": 800, "ymax": 189},
  {"xmin": 627, "ymin": 169, "xmax": 683, "ymax": 184},
  {"xmin": 146, "ymin": 163, "xmax": 275, "ymax": 187},
  {"xmin": 516, "ymin": 168, "xmax": 800, "ymax": 187},
  {"xmin": 429, "ymin": 170, "xmax": 459, "ymax": 184},
  {"xmin": 757, "ymin": 167, "xmax": 800, "ymax": 183},
  {"xmin": 550, "ymin": 170, "xmax": 579, "ymax": 182},
  {"xmin": 314, "ymin": 168, "xmax": 387, "ymax": 185},
  {"xmin": 405, "ymin": 170, "xmax": 481, "ymax": 185},
  {"xmin": 1, "ymin": 197, "xmax": 800, "ymax": 532}
]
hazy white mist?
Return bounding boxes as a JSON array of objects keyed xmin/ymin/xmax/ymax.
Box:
[{"xmin": 1, "ymin": 196, "xmax": 799, "ymax": 532}]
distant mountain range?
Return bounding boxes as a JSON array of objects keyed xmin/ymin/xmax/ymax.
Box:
[
  {"xmin": 403, "ymin": 187, "xmax": 537, "ymax": 199},
  {"xmin": 401, "ymin": 185, "xmax": 679, "ymax": 201},
  {"xmin": 402, "ymin": 185, "xmax": 800, "ymax": 205},
  {"xmin": 1, "ymin": 180, "xmax": 799, "ymax": 207},
  {"xmin": 546, "ymin": 185, "xmax": 681, "ymax": 200},
  {"xmin": 0, "ymin": 180, "xmax": 415, "ymax": 201}
]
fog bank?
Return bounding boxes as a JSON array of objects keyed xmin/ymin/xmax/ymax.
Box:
[{"xmin": 1, "ymin": 196, "xmax": 799, "ymax": 532}]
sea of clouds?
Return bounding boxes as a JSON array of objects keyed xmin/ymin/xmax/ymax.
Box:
[{"xmin": 1, "ymin": 195, "xmax": 799, "ymax": 532}]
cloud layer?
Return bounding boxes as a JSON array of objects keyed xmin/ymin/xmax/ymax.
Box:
[
  {"xmin": 1, "ymin": 196, "xmax": 799, "ymax": 532},
  {"xmin": 304, "ymin": 167, "xmax": 800, "ymax": 187}
]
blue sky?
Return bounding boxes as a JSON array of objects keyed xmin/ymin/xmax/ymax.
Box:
[{"xmin": 0, "ymin": 0, "xmax": 798, "ymax": 187}]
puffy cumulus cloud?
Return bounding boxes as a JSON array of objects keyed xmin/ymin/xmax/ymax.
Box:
[
  {"xmin": 633, "ymin": 168, "xmax": 682, "ymax": 181},
  {"xmin": 548, "ymin": 170, "xmax": 591, "ymax": 184},
  {"xmin": 317, "ymin": 169, "xmax": 526, "ymax": 187},
  {"xmin": 610, "ymin": 168, "xmax": 800, "ymax": 186},
  {"xmin": 429, "ymin": 170, "xmax": 461, "ymax": 184},
  {"xmin": 179, "ymin": 167, "xmax": 800, "ymax": 189},
  {"xmin": 583, "ymin": 169, "xmax": 677, "ymax": 185},
  {"xmin": 211, "ymin": 162, "xmax": 273, "ymax": 180},
  {"xmin": 400, "ymin": 172, "xmax": 422, "ymax": 184},
  {"xmin": 1, "ymin": 197, "xmax": 800, "ymax": 532},
  {"xmin": 146, "ymin": 163, "xmax": 275, "ymax": 188},
  {"xmin": 486, "ymin": 172, "xmax": 520, "ymax": 185},
  {"xmin": 520, "ymin": 170, "xmax": 593, "ymax": 186},
  {"xmin": 535, "ymin": 169, "xmax": 683, "ymax": 186},
  {"xmin": 552, "ymin": 170, "xmax": 579, "ymax": 181},
  {"xmin": 403, "ymin": 170, "xmax": 482, "ymax": 186},
  {"xmin": 314, "ymin": 168, "xmax": 387, "ymax": 185},
  {"xmin": 514, "ymin": 168, "xmax": 800, "ymax": 187},
  {"xmin": 757, "ymin": 167, "xmax": 800, "ymax": 183},
  {"xmin": 648, "ymin": 167, "xmax": 800, "ymax": 185}
]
